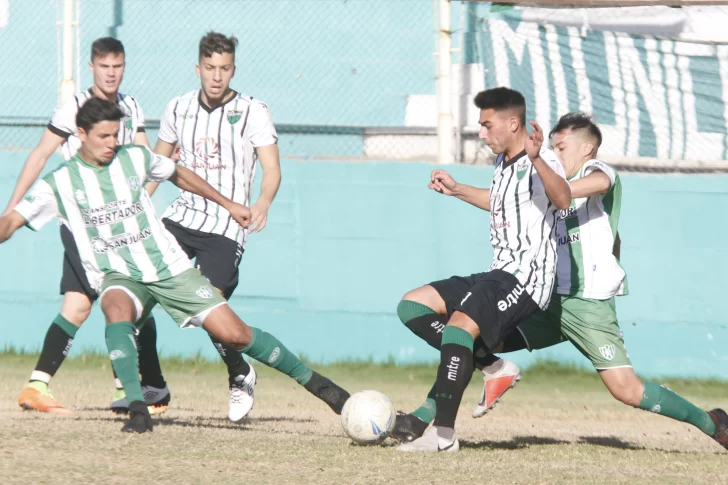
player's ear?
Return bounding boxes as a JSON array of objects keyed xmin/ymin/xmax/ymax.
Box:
[
  {"xmin": 510, "ymin": 115, "xmax": 519, "ymax": 134},
  {"xmin": 78, "ymin": 127, "xmax": 87, "ymax": 142},
  {"xmin": 195, "ymin": 63, "xmax": 201, "ymax": 79},
  {"xmin": 582, "ymin": 141, "xmax": 594, "ymax": 158}
]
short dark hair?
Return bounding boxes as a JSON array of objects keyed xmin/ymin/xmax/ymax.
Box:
[
  {"xmin": 76, "ymin": 97, "xmax": 124, "ymax": 132},
  {"xmin": 549, "ymin": 112, "xmax": 602, "ymax": 149},
  {"xmin": 199, "ymin": 31, "xmax": 238, "ymax": 59},
  {"xmin": 91, "ymin": 37, "xmax": 125, "ymax": 61},
  {"xmin": 473, "ymin": 87, "xmax": 526, "ymax": 126}
]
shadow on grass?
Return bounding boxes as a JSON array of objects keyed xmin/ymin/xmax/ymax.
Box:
[
  {"xmin": 578, "ymin": 435, "xmax": 643, "ymax": 450},
  {"xmin": 462, "ymin": 435, "xmax": 644, "ymax": 451},
  {"xmin": 461, "ymin": 435, "xmax": 571, "ymax": 450}
]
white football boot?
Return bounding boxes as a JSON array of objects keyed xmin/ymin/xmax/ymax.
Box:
[{"xmin": 228, "ymin": 364, "xmax": 256, "ymax": 422}]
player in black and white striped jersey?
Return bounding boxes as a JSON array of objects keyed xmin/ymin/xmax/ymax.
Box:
[
  {"xmin": 396, "ymin": 87, "xmax": 572, "ymax": 452},
  {"xmin": 150, "ymin": 32, "xmax": 285, "ymax": 423}
]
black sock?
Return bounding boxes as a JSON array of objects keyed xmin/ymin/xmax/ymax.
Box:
[
  {"xmin": 434, "ymin": 327, "xmax": 474, "ymax": 429},
  {"xmin": 137, "ymin": 318, "xmax": 167, "ymax": 389},
  {"xmin": 403, "ymin": 311, "xmax": 493, "ymax": 371},
  {"xmin": 209, "ymin": 334, "xmax": 251, "ymax": 384},
  {"xmin": 31, "ymin": 314, "xmax": 78, "ymax": 382}
]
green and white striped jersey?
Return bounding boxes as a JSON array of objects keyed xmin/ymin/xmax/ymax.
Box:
[
  {"xmin": 555, "ymin": 160, "xmax": 628, "ymax": 299},
  {"xmin": 490, "ymin": 148, "xmax": 566, "ymax": 310},
  {"xmin": 14, "ymin": 145, "xmax": 192, "ymax": 291}
]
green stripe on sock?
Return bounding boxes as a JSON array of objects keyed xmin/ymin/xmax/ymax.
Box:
[
  {"xmin": 242, "ymin": 327, "xmax": 313, "ymax": 385},
  {"xmin": 105, "ymin": 321, "xmax": 144, "ymax": 404},
  {"xmin": 396, "ymin": 300, "xmax": 435, "ymax": 323},
  {"xmin": 54, "ymin": 313, "xmax": 79, "ymax": 338},
  {"xmin": 441, "ymin": 326, "xmax": 474, "ymax": 351},
  {"xmin": 411, "ymin": 383, "xmax": 437, "ymax": 423},
  {"xmin": 639, "ymin": 382, "xmax": 716, "ymax": 436}
]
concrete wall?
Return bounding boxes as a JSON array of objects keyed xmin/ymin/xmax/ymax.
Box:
[{"xmin": 1, "ymin": 151, "xmax": 726, "ymax": 379}]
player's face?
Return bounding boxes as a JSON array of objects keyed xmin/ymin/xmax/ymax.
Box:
[
  {"xmin": 197, "ymin": 52, "xmax": 236, "ymax": 103},
  {"xmin": 551, "ymin": 129, "xmax": 591, "ymax": 167},
  {"xmin": 478, "ymin": 109, "xmax": 516, "ymax": 154},
  {"xmin": 90, "ymin": 53, "xmax": 125, "ymax": 97},
  {"xmin": 79, "ymin": 120, "xmax": 120, "ymax": 165}
]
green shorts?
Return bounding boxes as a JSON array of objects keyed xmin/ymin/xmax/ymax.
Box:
[
  {"xmin": 99, "ymin": 268, "xmax": 227, "ymax": 328},
  {"xmin": 516, "ymin": 295, "xmax": 632, "ymax": 369}
]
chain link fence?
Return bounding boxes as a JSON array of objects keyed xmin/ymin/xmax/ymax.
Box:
[
  {"xmin": 2, "ymin": 1, "xmax": 728, "ymax": 172},
  {"xmin": 1, "ymin": 0, "xmax": 441, "ymax": 161}
]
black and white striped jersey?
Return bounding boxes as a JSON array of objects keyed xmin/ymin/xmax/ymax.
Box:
[
  {"xmin": 489, "ymin": 148, "xmax": 565, "ymax": 309},
  {"xmin": 47, "ymin": 88, "xmax": 146, "ymax": 160},
  {"xmin": 158, "ymin": 89, "xmax": 278, "ymax": 247}
]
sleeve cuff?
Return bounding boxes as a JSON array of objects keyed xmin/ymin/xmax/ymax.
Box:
[{"xmin": 47, "ymin": 123, "xmax": 72, "ymax": 139}]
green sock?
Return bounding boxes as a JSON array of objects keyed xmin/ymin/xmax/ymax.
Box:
[
  {"xmin": 105, "ymin": 321, "xmax": 144, "ymax": 404},
  {"xmin": 411, "ymin": 382, "xmax": 437, "ymax": 423},
  {"xmin": 242, "ymin": 327, "xmax": 313, "ymax": 385},
  {"xmin": 639, "ymin": 382, "xmax": 716, "ymax": 436},
  {"xmin": 396, "ymin": 300, "xmax": 435, "ymax": 323},
  {"xmin": 54, "ymin": 314, "xmax": 79, "ymax": 338}
]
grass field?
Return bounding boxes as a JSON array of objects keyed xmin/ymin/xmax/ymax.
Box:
[{"xmin": 0, "ymin": 352, "xmax": 726, "ymax": 484}]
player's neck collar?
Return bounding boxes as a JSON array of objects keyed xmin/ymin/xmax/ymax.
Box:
[
  {"xmin": 501, "ymin": 149, "xmax": 527, "ymax": 170},
  {"xmin": 198, "ymin": 89, "xmax": 238, "ymax": 113}
]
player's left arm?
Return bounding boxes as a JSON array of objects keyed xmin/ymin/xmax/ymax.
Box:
[
  {"xmin": 525, "ymin": 121, "xmax": 571, "ymax": 209},
  {"xmin": 132, "ymin": 99, "xmax": 150, "ymax": 148},
  {"xmin": 248, "ymin": 101, "xmax": 281, "ymax": 233},
  {"xmin": 250, "ymin": 144, "xmax": 281, "ymax": 233},
  {"xmin": 145, "ymin": 148, "xmax": 251, "ymax": 229}
]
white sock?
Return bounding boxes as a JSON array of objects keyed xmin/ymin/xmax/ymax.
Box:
[{"xmin": 434, "ymin": 426, "xmax": 456, "ymax": 447}]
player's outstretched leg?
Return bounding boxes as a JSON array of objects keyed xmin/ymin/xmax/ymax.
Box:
[
  {"xmin": 17, "ymin": 292, "xmax": 92, "ymax": 415},
  {"xmin": 203, "ymin": 305, "xmax": 350, "ymax": 415},
  {"xmin": 110, "ymin": 317, "xmax": 172, "ymax": 416},
  {"xmin": 600, "ymin": 368, "xmax": 724, "ymax": 449},
  {"xmin": 208, "ymin": 334, "xmax": 256, "ymax": 423}
]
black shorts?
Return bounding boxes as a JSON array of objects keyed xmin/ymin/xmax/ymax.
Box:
[
  {"xmin": 60, "ymin": 224, "xmax": 98, "ymax": 300},
  {"xmin": 162, "ymin": 218, "xmax": 244, "ymax": 299},
  {"xmin": 429, "ymin": 269, "xmax": 539, "ymax": 351}
]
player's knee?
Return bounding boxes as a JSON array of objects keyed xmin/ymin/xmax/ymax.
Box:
[
  {"xmin": 223, "ymin": 325, "xmax": 252, "ymax": 350},
  {"xmin": 607, "ymin": 379, "xmax": 643, "ymax": 407},
  {"xmin": 400, "ymin": 285, "xmax": 446, "ymax": 316},
  {"xmin": 99, "ymin": 291, "xmax": 136, "ymax": 324},
  {"xmin": 60, "ymin": 292, "xmax": 93, "ymax": 325},
  {"xmin": 447, "ymin": 311, "xmax": 480, "ymax": 339}
]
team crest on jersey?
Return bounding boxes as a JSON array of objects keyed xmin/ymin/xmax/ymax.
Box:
[
  {"xmin": 75, "ymin": 189, "xmax": 87, "ymax": 204},
  {"xmin": 516, "ymin": 159, "xmax": 529, "ymax": 180},
  {"xmin": 227, "ymin": 110, "xmax": 243, "ymax": 124},
  {"xmin": 599, "ymin": 344, "xmax": 616, "ymax": 361},
  {"xmin": 194, "ymin": 136, "xmax": 220, "ymax": 160},
  {"xmin": 196, "ymin": 285, "xmax": 213, "ymax": 299},
  {"xmin": 127, "ymin": 176, "xmax": 141, "ymax": 192}
]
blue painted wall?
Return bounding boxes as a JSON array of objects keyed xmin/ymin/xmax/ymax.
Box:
[{"xmin": 0, "ymin": 151, "xmax": 726, "ymax": 379}]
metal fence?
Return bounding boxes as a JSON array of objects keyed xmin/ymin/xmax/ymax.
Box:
[{"xmin": 2, "ymin": 0, "xmax": 728, "ymax": 171}]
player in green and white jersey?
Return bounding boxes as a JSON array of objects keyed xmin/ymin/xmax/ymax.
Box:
[
  {"xmin": 5, "ymin": 37, "xmax": 172, "ymax": 416},
  {"xmin": 0, "ymin": 98, "xmax": 350, "ymax": 433},
  {"xmin": 392, "ymin": 112, "xmax": 728, "ymax": 450}
]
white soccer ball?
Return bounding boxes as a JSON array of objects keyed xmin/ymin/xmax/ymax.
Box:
[{"xmin": 340, "ymin": 390, "xmax": 396, "ymax": 445}]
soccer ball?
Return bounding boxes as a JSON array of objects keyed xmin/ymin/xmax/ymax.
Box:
[{"xmin": 340, "ymin": 390, "xmax": 396, "ymax": 445}]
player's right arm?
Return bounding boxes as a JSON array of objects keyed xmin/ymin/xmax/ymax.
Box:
[
  {"xmin": 0, "ymin": 179, "xmax": 59, "ymax": 243},
  {"xmin": 2, "ymin": 130, "xmax": 65, "ymax": 216},
  {"xmin": 429, "ymin": 169, "xmax": 491, "ymax": 211}
]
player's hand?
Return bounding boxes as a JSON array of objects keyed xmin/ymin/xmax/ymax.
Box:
[
  {"xmin": 248, "ymin": 200, "xmax": 270, "ymax": 233},
  {"xmin": 428, "ymin": 169, "xmax": 458, "ymax": 196},
  {"xmin": 228, "ymin": 203, "xmax": 252, "ymax": 229},
  {"xmin": 525, "ymin": 121, "xmax": 544, "ymax": 162}
]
